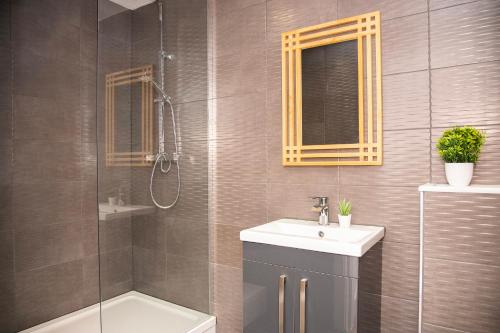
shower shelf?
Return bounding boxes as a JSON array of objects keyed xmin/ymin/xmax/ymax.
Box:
[
  {"xmin": 418, "ymin": 182, "xmax": 500, "ymax": 333},
  {"xmin": 98, "ymin": 203, "xmax": 155, "ymax": 221}
]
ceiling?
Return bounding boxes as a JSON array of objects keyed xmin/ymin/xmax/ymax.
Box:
[{"xmin": 108, "ymin": 0, "xmax": 156, "ymax": 10}]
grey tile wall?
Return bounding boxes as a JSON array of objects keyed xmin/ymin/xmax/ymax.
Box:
[
  {"xmin": 1, "ymin": 0, "xmax": 99, "ymax": 331},
  {"xmin": 126, "ymin": 0, "xmax": 211, "ymax": 314},
  {"xmin": 210, "ymin": 0, "xmax": 500, "ymax": 332}
]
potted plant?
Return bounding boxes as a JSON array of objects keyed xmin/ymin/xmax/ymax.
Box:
[
  {"xmin": 436, "ymin": 126, "xmax": 486, "ymax": 187},
  {"xmin": 338, "ymin": 199, "xmax": 352, "ymax": 228}
]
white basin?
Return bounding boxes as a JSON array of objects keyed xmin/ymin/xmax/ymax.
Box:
[
  {"xmin": 99, "ymin": 203, "xmax": 155, "ymax": 221},
  {"xmin": 240, "ymin": 219, "xmax": 384, "ymax": 257}
]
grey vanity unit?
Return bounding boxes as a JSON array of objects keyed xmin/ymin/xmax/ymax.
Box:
[
  {"xmin": 241, "ymin": 219, "xmax": 384, "ymax": 333},
  {"xmin": 243, "ymin": 242, "xmax": 359, "ymax": 333}
]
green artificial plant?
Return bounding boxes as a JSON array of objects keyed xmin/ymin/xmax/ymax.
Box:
[
  {"xmin": 436, "ymin": 126, "xmax": 485, "ymax": 163},
  {"xmin": 338, "ymin": 199, "xmax": 352, "ymax": 216}
]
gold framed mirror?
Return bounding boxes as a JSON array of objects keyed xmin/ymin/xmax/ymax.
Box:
[
  {"xmin": 282, "ymin": 12, "xmax": 383, "ymax": 166},
  {"xmin": 105, "ymin": 65, "xmax": 154, "ymax": 167}
]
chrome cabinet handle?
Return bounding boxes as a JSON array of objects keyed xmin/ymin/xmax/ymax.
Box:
[
  {"xmin": 279, "ymin": 275, "xmax": 287, "ymax": 333},
  {"xmin": 300, "ymin": 278, "xmax": 308, "ymax": 333}
]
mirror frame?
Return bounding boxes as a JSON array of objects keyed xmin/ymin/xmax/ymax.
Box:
[
  {"xmin": 282, "ymin": 11, "xmax": 383, "ymax": 166},
  {"xmin": 105, "ymin": 65, "xmax": 154, "ymax": 167}
]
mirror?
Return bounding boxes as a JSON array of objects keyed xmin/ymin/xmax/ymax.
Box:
[
  {"xmin": 282, "ymin": 12, "xmax": 383, "ymax": 166},
  {"xmin": 105, "ymin": 65, "xmax": 154, "ymax": 167},
  {"xmin": 302, "ymin": 40, "xmax": 359, "ymax": 145}
]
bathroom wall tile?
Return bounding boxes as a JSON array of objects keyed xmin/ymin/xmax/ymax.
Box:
[
  {"xmin": 15, "ymin": 223, "xmax": 84, "ymax": 272},
  {"xmin": 13, "ymin": 181, "xmax": 83, "ymax": 229},
  {"xmin": 212, "ymin": 136, "xmax": 267, "ymax": 184},
  {"xmin": 177, "ymin": 100, "xmax": 208, "ymax": 142},
  {"xmin": 214, "ymin": 94, "xmax": 266, "ymax": 140},
  {"xmin": 133, "ymin": 246, "xmax": 167, "ymax": 296},
  {"xmin": 213, "ymin": 263, "xmax": 243, "ymax": 333},
  {"xmin": 423, "ymin": 324, "xmax": 470, "ymax": 333},
  {"xmin": 431, "ymin": 126, "xmax": 500, "ymax": 185},
  {"xmin": 358, "ymin": 292, "xmax": 419, "ymax": 333},
  {"xmin": 0, "ymin": 185, "xmax": 13, "ymax": 233},
  {"xmin": 163, "ymin": 0, "xmax": 208, "ymax": 105},
  {"xmin": 165, "ymin": 254, "xmax": 210, "ymax": 312},
  {"xmin": 267, "ymin": 182, "xmax": 339, "ymax": 222},
  {"xmin": 82, "ymin": 255, "xmax": 100, "ymax": 306},
  {"xmin": 13, "ymin": 48, "xmax": 81, "ymax": 100},
  {"xmin": 213, "ymin": 224, "xmax": 243, "ymax": 268},
  {"xmin": 132, "ymin": 216, "xmax": 166, "ymax": 252},
  {"xmin": 81, "ymin": 28, "xmax": 97, "ymax": 71},
  {"xmin": 0, "ymin": 144, "xmax": 12, "ymax": 186},
  {"xmin": 215, "ymin": 0, "xmax": 265, "ymax": 15},
  {"xmin": 131, "ymin": 3, "xmax": 159, "ymax": 43},
  {"xmin": 98, "ymin": 9, "xmax": 131, "ymax": 42},
  {"xmin": 381, "ymin": 13, "xmax": 429, "ymax": 75},
  {"xmin": 15, "ymin": 260, "xmax": 84, "ymax": 330},
  {"xmin": 431, "ymin": 0, "xmax": 500, "ymax": 69},
  {"xmin": 339, "ymin": 129, "xmax": 430, "ymax": 187},
  {"xmin": 99, "ymin": 217, "xmax": 132, "ymax": 252},
  {"xmin": 266, "ymin": 134, "xmax": 340, "ymax": 185},
  {"xmin": 215, "ymin": 3, "xmax": 266, "ymax": 58},
  {"xmin": 360, "ymin": 241, "xmax": 419, "ymax": 301},
  {"xmin": 339, "ymin": 185, "xmax": 420, "ymax": 244},
  {"xmin": 212, "ymin": 181, "xmax": 267, "ymax": 228},
  {"xmin": 13, "ymin": 140, "xmax": 82, "ymax": 182},
  {"xmin": 0, "ymin": 268, "xmax": 16, "ymax": 333},
  {"xmin": 430, "ymin": 0, "xmax": 479, "ymax": 10},
  {"xmin": 424, "ymin": 258, "xmax": 500, "ymax": 333},
  {"xmin": 425, "ymin": 192, "xmax": 500, "ymax": 266},
  {"xmin": 214, "ymin": 49, "xmax": 266, "ymax": 98},
  {"xmin": 383, "ymin": 70, "xmax": 430, "ymax": 130},
  {"xmin": 338, "ymin": 0, "xmax": 428, "ymax": 21},
  {"xmin": 173, "ymin": 181, "xmax": 210, "ymax": 227},
  {"xmin": 99, "ymin": 247, "xmax": 133, "ymax": 296},
  {"xmin": 12, "ymin": 13, "xmax": 81, "ymax": 65},
  {"xmin": 265, "ymin": 0, "xmax": 338, "ymax": 93},
  {"xmin": 166, "ymin": 219, "xmax": 209, "ymax": 259},
  {"xmin": 80, "ymin": 67, "xmax": 97, "ymax": 144},
  {"xmin": 80, "ymin": 0, "xmax": 97, "ymax": 32},
  {"xmin": 431, "ymin": 61, "xmax": 500, "ymax": 127},
  {"xmin": 13, "ymin": 95, "xmax": 81, "ymax": 142}
]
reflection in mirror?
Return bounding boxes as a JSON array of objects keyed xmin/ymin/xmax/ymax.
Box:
[{"xmin": 301, "ymin": 40, "xmax": 359, "ymax": 145}]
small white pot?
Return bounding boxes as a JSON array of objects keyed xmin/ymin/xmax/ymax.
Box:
[
  {"xmin": 338, "ymin": 214, "xmax": 352, "ymax": 228},
  {"xmin": 445, "ymin": 163, "xmax": 474, "ymax": 187}
]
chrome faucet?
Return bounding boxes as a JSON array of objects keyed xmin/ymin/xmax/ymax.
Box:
[{"xmin": 312, "ymin": 196, "xmax": 329, "ymax": 225}]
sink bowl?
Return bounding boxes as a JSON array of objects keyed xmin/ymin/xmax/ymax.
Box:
[{"xmin": 240, "ymin": 219, "xmax": 384, "ymax": 257}]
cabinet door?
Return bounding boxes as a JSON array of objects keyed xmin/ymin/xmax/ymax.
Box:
[
  {"xmin": 293, "ymin": 271, "xmax": 358, "ymax": 333},
  {"xmin": 243, "ymin": 260, "xmax": 296, "ymax": 333}
]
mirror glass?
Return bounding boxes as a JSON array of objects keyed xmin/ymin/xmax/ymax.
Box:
[{"xmin": 301, "ymin": 40, "xmax": 359, "ymax": 145}]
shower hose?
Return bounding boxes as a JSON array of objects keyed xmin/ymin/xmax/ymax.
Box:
[{"xmin": 149, "ymin": 98, "xmax": 181, "ymax": 209}]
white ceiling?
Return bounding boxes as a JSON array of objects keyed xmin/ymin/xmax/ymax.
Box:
[{"xmin": 108, "ymin": 0, "xmax": 156, "ymax": 10}]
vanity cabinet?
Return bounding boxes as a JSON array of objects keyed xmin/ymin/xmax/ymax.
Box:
[{"xmin": 243, "ymin": 242, "xmax": 359, "ymax": 333}]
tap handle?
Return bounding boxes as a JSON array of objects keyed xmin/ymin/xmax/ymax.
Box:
[{"xmin": 311, "ymin": 196, "xmax": 328, "ymax": 207}]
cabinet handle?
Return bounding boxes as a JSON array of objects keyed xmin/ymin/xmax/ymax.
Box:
[
  {"xmin": 300, "ymin": 278, "xmax": 308, "ymax": 333},
  {"xmin": 279, "ymin": 275, "xmax": 287, "ymax": 333}
]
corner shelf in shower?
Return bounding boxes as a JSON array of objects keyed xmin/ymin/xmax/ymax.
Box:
[
  {"xmin": 418, "ymin": 183, "xmax": 500, "ymax": 333},
  {"xmin": 98, "ymin": 203, "xmax": 155, "ymax": 221}
]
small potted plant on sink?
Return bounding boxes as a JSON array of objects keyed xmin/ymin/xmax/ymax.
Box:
[
  {"xmin": 338, "ymin": 199, "xmax": 352, "ymax": 228},
  {"xmin": 436, "ymin": 126, "xmax": 486, "ymax": 187}
]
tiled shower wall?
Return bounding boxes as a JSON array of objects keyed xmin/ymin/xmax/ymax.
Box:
[
  {"xmin": 0, "ymin": 0, "xmax": 100, "ymax": 331},
  {"xmin": 210, "ymin": 0, "xmax": 500, "ymax": 332}
]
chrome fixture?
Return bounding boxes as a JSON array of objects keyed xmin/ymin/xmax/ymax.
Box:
[
  {"xmin": 147, "ymin": 0, "xmax": 181, "ymax": 210},
  {"xmin": 312, "ymin": 196, "xmax": 329, "ymax": 225}
]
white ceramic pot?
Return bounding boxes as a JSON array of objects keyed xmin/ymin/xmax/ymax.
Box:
[
  {"xmin": 445, "ymin": 163, "xmax": 474, "ymax": 187},
  {"xmin": 338, "ymin": 214, "xmax": 352, "ymax": 228}
]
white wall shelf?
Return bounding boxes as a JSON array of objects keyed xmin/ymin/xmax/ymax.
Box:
[
  {"xmin": 418, "ymin": 183, "xmax": 500, "ymax": 333},
  {"xmin": 419, "ymin": 183, "xmax": 500, "ymax": 194}
]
